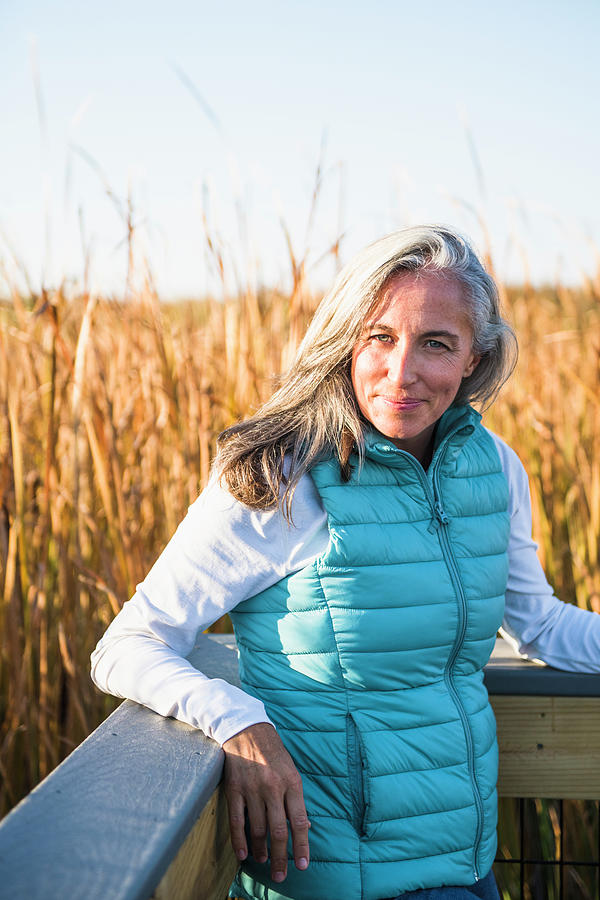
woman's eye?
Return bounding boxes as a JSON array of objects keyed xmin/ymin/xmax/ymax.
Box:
[
  {"xmin": 371, "ymin": 333, "xmax": 393, "ymax": 343},
  {"xmin": 426, "ymin": 339, "xmax": 449, "ymax": 350}
]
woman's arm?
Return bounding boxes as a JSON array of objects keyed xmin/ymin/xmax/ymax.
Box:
[
  {"xmin": 489, "ymin": 432, "xmax": 600, "ymax": 671},
  {"xmin": 90, "ymin": 472, "xmax": 326, "ymax": 879},
  {"xmin": 91, "ymin": 598, "xmax": 272, "ymax": 745},
  {"xmin": 90, "ymin": 472, "xmax": 328, "ymax": 743}
]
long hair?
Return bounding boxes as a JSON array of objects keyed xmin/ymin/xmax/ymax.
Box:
[{"xmin": 215, "ymin": 225, "xmax": 517, "ymax": 518}]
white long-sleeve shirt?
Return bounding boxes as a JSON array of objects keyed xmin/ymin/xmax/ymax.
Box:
[{"xmin": 90, "ymin": 431, "xmax": 600, "ymax": 747}]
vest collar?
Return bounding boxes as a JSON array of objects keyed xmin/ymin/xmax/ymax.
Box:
[{"xmin": 363, "ymin": 404, "xmax": 481, "ymax": 469}]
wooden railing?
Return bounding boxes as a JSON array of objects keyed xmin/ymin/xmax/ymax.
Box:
[{"xmin": 0, "ymin": 636, "xmax": 599, "ymax": 899}]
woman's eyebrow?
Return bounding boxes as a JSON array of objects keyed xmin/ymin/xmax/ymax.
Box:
[
  {"xmin": 365, "ymin": 322, "xmax": 396, "ymax": 333},
  {"xmin": 421, "ymin": 329, "xmax": 461, "ymax": 343}
]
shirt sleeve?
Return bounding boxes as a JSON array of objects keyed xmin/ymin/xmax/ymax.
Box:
[
  {"xmin": 489, "ymin": 431, "xmax": 600, "ymax": 672},
  {"xmin": 90, "ymin": 472, "xmax": 328, "ymax": 746}
]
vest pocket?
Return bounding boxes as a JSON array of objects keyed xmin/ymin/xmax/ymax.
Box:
[{"xmin": 346, "ymin": 713, "xmax": 367, "ymax": 836}]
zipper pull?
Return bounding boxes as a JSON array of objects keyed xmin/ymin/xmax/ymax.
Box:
[
  {"xmin": 428, "ymin": 501, "xmax": 449, "ymax": 533},
  {"xmin": 435, "ymin": 501, "xmax": 449, "ymax": 525}
]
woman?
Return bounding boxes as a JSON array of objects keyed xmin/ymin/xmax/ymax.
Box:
[{"xmin": 91, "ymin": 225, "xmax": 600, "ymax": 900}]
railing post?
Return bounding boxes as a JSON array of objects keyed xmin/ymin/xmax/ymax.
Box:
[{"xmin": 484, "ymin": 638, "xmax": 600, "ymax": 799}]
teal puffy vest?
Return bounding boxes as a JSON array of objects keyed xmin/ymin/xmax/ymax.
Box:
[{"xmin": 230, "ymin": 406, "xmax": 510, "ymax": 900}]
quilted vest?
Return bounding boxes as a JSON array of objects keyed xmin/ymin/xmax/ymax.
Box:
[{"xmin": 229, "ymin": 405, "xmax": 510, "ymax": 900}]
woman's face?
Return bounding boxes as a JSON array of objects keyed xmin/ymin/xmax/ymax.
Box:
[{"xmin": 351, "ymin": 271, "xmax": 480, "ymax": 465}]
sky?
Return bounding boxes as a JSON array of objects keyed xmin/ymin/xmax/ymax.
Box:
[{"xmin": 1, "ymin": 0, "xmax": 599, "ymax": 299}]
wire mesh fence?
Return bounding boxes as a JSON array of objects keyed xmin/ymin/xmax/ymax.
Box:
[{"xmin": 494, "ymin": 798, "xmax": 599, "ymax": 899}]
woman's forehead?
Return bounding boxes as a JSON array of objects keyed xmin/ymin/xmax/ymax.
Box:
[{"xmin": 367, "ymin": 270, "xmax": 471, "ymax": 321}]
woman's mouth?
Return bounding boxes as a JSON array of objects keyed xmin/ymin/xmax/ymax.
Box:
[{"xmin": 381, "ymin": 397, "xmax": 424, "ymax": 410}]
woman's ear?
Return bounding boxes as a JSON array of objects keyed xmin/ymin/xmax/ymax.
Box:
[{"xmin": 463, "ymin": 354, "xmax": 480, "ymax": 378}]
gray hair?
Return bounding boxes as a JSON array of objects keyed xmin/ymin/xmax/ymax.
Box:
[
  {"xmin": 217, "ymin": 225, "xmax": 517, "ymax": 516},
  {"xmin": 297, "ymin": 224, "xmax": 516, "ymax": 407}
]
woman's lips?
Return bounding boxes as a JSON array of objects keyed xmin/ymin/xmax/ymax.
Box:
[{"xmin": 381, "ymin": 397, "xmax": 424, "ymax": 410}]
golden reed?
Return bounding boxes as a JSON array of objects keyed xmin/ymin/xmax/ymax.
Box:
[{"xmin": 0, "ymin": 267, "xmax": 599, "ymax": 816}]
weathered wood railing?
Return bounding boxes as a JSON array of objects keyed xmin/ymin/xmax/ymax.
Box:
[{"xmin": 0, "ymin": 636, "xmax": 599, "ymax": 899}]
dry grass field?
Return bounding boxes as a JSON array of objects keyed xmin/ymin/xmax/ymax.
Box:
[{"xmin": 0, "ymin": 263, "xmax": 599, "ymax": 818}]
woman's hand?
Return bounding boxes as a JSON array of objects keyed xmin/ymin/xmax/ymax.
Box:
[{"xmin": 222, "ymin": 722, "xmax": 311, "ymax": 884}]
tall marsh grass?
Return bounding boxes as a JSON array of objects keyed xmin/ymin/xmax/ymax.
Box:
[{"xmin": 0, "ymin": 268, "xmax": 599, "ymax": 817}]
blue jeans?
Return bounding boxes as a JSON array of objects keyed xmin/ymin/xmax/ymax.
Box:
[{"xmin": 392, "ymin": 868, "xmax": 500, "ymax": 899}]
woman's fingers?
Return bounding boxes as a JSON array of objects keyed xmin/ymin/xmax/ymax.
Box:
[
  {"xmin": 222, "ymin": 722, "xmax": 311, "ymax": 882},
  {"xmin": 285, "ymin": 789, "xmax": 311, "ymax": 874},
  {"xmin": 246, "ymin": 794, "xmax": 269, "ymax": 864},
  {"xmin": 266, "ymin": 799, "xmax": 291, "ymax": 882},
  {"xmin": 225, "ymin": 787, "xmax": 249, "ymax": 862}
]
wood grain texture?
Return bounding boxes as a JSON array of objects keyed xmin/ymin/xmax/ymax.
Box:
[
  {"xmin": 153, "ymin": 786, "xmax": 237, "ymax": 900},
  {"xmin": 492, "ymin": 695, "xmax": 600, "ymax": 798},
  {"xmin": 0, "ymin": 700, "xmax": 224, "ymax": 899}
]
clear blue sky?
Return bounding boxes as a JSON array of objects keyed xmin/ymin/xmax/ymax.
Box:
[{"xmin": 1, "ymin": 0, "xmax": 599, "ymax": 298}]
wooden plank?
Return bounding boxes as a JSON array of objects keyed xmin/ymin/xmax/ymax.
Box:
[
  {"xmin": 0, "ymin": 700, "xmax": 225, "ymax": 900},
  {"xmin": 492, "ymin": 695, "xmax": 600, "ymax": 798},
  {"xmin": 188, "ymin": 635, "xmax": 241, "ymax": 689},
  {"xmin": 485, "ymin": 640, "xmax": 600, "ymax": 697},
  {"xmin": 153, "ymin": 786, "xmax": 237, "ymax": 900}
]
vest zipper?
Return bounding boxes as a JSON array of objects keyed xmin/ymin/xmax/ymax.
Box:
[
  {"xmin": 389, "ymin": 435, "xmax": 484, "ymax": 882},
  {"xmin": 432, "ymin": 501, "xmax": 483, "ymax": 880}
]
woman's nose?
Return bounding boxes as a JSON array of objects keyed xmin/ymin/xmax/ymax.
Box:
[{"xmin": 387, "ymin": 345, "xmax": 418, "ymax": 385}]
